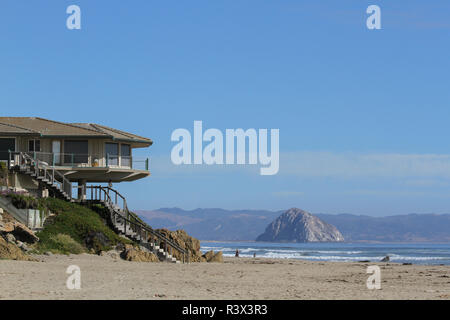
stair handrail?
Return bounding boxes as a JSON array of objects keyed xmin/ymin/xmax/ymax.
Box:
[
  {"xmin": 86, "ymin": 185, "xmax": 187, "ymax": 261},
  {"xmin": 19, "ymin": 152, "xmax": 72, "ymax": 199}
]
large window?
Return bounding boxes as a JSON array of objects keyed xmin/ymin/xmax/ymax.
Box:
[
  {"xmin": 0, "ymin": 138, "xmax": 15, "ymax": 161},
  {"xmin": 64, "ymin": 140, "xmax": 88, "ymax": 164},
  {"xmin": 121, "ymin": 144, "xmax": 131, "ymax": 167},
  {"xmin": 105, "ymin": 143, "xmax": 119, "ymax": 166},
  {"xmin": 28, "ymin": 139, "xmax": 41, "ymax": 152}
]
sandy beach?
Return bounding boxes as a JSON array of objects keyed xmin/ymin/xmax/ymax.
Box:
[{"xmin": 0, "ymin": 254, "xmax": 449, "ymax": 300}]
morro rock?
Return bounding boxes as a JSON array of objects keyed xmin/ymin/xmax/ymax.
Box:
[{"xmin": 256, "ymin": 208, "xmax": 344, "ymax": 242}]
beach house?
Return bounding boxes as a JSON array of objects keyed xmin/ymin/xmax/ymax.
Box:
[
  {"xmin": 0, "ymin": 117, "xmax": 188, "ymax": 262},
  {"xmin": 0, "ymin": 117, "xmax": 152, "ymax": 200}
]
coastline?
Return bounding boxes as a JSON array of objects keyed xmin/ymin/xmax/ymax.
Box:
[
  {"xmin": 201, "ymin": 241, "xmax": 450, "ymax": 265},
  {"xmin": 201, "ymin": 240, "xmax": 450, "ymax": 244},
  {"xmin": 0, "ymin": 254, "xmax": 449, "ymax": 300}
]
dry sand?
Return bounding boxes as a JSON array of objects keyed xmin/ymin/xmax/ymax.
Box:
[{"xmin": 0, "ymin": 254, "xmax": 449, "ymax": 300}]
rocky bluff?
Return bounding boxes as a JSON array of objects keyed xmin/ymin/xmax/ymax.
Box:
[{"xmin": 256, "ymin": 208, "xmax": 344, "ymax": 242}]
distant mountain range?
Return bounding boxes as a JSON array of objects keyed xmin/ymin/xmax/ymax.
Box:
[
  {"xmin": 137, "ymin": 208, "xmax": 281, "ymax": 241},
  {"xmin": 315, "ymin": 213, "xmax": 450, "ymax": 243},
  {"xmin": 136, "ymin": 208, "xmax": 450, "ymax": 243}
]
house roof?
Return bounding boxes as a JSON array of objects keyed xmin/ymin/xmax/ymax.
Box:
[
  {"xmin": 0, "ymin": 122, "xmax": 37, "ymax": 135},
  {"xmin": 0, "ymin": 117, "xmax": 153, "ymax": 146},
  {"xmin": 70, "ymin": 123, "xmax": 152, "ymax": 144}
]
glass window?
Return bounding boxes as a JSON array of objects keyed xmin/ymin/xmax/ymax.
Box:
[
  {"xmin": 64, "ymin": 140, "xmax": 88, "ymax": 164},
  {"xmin": 105, "ymin": 143, "xmax": 119, "ymax": 166},
  {"xmin": 121, "ymin": 144, "xmax": 131, "ymax": 156},
  {"xmin": 121, "ymin": 144, "xmax": 131, "ymax": 167},
  {"xmin": 0, "ymin": 138, "xmax": 15, "ymax": 160},
  {"xmin": 28, "ymin": 140, "xmax": 41, "ymax": 152}
]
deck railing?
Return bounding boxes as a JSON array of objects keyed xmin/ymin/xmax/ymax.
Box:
[{"xmin": 4, "ymin": 151, "xmax": 149, "ymax": 171}]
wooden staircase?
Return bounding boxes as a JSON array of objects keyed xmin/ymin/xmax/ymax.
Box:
[
  {"xmin": 85, "ymin": 185, "xmax": 188, "ymax": 263},
  {"xmin": 9, "ymin": 152, "xmax": 72, "ymax": 201},
  {"xmin": 7, "ymin": 152, "xmax": 186, "ymax": 263}
]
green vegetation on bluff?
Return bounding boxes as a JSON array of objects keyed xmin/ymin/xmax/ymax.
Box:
[
  {"xmin": 0, "ymin": 162, "xmax": 9, "ymax": 186},
  {"xmin": 32, "ymin": 197, "xmax": 132, "ymax": 254}
]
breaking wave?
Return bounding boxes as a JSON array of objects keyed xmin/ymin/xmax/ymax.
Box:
[{"xmin": 201, "ymin": 242, "xmax": 450, "ymax": 265}]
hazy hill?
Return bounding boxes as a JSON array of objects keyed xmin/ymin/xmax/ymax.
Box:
[
  {"xmin": 136, "ymin": 208, "xmax": 282, "ymax": 241},
  {"xmin": 315, "ymin": 213, "xmax": 450, "ymax": 242},
  {"xmin": 137, "ymin": 208, "xmax": 450, "ymax": 242}
]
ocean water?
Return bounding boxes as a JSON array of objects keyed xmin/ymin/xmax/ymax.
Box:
[{"xmin": 200, "ymin": 242, "xmax": 450, "ymax": 265}]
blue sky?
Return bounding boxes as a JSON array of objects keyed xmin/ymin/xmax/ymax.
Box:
[{"xmin": 1, "ymin": 1, "xmax": 450, "ymax": 215}]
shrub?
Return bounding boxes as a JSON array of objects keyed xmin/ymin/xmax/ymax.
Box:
[
  {"xmin": 0, "ymin": 162, "xmax": 8, "ymax": 186},
  {"xmin": 43, "ymin": 234, "xmax": 85, "ymax": 255},
  {"xmin": 7, "ymin": 193, "xmax": 40, "ymax": 210}
]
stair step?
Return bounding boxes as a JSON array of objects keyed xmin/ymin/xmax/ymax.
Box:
[{"xmin": 75, "ymin": 186, "xmax": 184, "ymax": 263}]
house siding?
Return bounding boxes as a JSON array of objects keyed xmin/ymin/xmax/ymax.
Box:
[
  {"xmin": 3, "ymin": 136, "xmax": 135, "ymax": 169},
  {"xmin": 9, "ymin": 137, "xmax": 131, "ymax": 168}
]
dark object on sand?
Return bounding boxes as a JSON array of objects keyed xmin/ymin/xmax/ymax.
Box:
[
  {"xmin": 235, "ymin": 249, "xmax": 239, "ymax": 257},
  {"xmin": 380, "ymin": 255, "xmax": 390, "ymax": 262},
  {"xmin": 402, "ymin": 263, "xmax": 412, "ymax": 265},
  {"xmin": 358, "ymin": 260, "xmax": 370, "ymax": 263}
]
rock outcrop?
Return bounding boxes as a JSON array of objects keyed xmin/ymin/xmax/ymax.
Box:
[
  {"xmin": 154, "ymin": 229, "xmax": 203, "ymax": 262},
  {"xmin": 202, "ymin": 250, "xmax": 224, "ymax": 263},
  {"xmin": 0, "ymin": 209, "xmax": 38, "ymax": 260},
  {"xmin": 256, "ymin": 208, "xmax": 344, "ymax": 243},
  {"xmin": 121, "ymin": 245, "xmax": 159, "ymax": 262},
  {"xmin": 0, "ymin": 235, "xmax": 36, "ymax": 261},
  {"xmin": 203, "ymin": 250, "xmax": 215, "ymax": 261},
  {"xmin": 0, "ymin": 221, "xmax": 14, "ymax": 233},
  {"xmin": 0, "ymin": 210, "xmax": 39, "ymax": 243},
  {"xmin": 12, "ymin": 223, "xmax": 39, "ymax": 243}
]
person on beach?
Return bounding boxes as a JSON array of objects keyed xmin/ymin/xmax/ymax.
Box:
[{"xmin": 235, "ymin": 249, "xmax": 239, "ymax": 257}]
